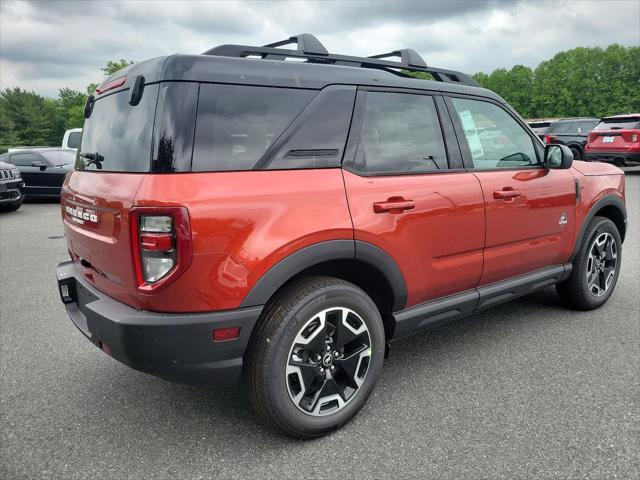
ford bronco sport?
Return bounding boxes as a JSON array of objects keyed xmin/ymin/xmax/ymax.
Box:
[{"xmin": 56, "ymin": 34, "xmax": 627, "ymax": 438}]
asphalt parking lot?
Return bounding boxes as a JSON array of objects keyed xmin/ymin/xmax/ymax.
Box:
[{"xmin": 1, "ymin": 174, "xmax": 638, "ymax": 480}]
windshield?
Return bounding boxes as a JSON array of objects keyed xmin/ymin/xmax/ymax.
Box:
[
  {"xmin": 595, "ymin": 117, "xmax": 640, "ymax": 130},
  {"xmin": 76, "ymin": 84, "xmax": 159, "ymax": 172}
]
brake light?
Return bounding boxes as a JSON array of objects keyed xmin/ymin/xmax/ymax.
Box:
[
  {"xmin": 130, "ymin": 206, "xmax": 192, "ymax": 292},
  {"xmin": 544, "ymin": 135, "xmax": 556, "ymax": 144},
  {"xmin": 95, "ymin": 76, "xmax": 127, "ymax": 95}
]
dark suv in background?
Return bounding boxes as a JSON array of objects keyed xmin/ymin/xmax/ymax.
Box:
[
  {"xmin": 0, "ymin": 148, "xmax": 75, "ymax": 198},
  {"xmin": 540, "ymin": 117, "xmax": 600, "ymax": 159},
  {"xmin": 0, "ymin": 160, "xmax": 24, "ymax": 212}
]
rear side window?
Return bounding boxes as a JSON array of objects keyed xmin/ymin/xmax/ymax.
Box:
[
  {"xmin": 192, "ymin": 84, "xmax": 315, "ymax": 172},
  {"xmin": 353, "ymin": 91, "xmax": 448, "ymax": 173},
  {"xmin": 77, "ymin": 84, "xmax": 159, "ymax": 172},
  {"xmin": 595, "ymin": 117, "xmax": 640, "ymax": 130},
  {"xmin": 67, "ymin": 132, "xmax": 81, "ymax": 149},
  {"xmin": 548, "ymin": 121, "xmax": 577, "ymax": 134}
]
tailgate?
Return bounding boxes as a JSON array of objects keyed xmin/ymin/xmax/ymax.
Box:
[{"xmin": 62, "ymin": 171, "xmax": 145, "ymax": 307}]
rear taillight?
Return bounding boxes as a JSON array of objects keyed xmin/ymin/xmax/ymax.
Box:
[
  {"xmin": 130, "ymin": 207, "xmax": 192, "ymax": 292},
  {"xmin": 632, "ymin": 134, "xmax": 638, "ymax": 142},
  {"xmin": 544, "ymin": 135, "xmax": 556, "ymax": 144}
]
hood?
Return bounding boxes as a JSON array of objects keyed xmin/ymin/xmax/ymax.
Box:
[
  {"xmin": 572, "ymin": 160, "xmax": 624, "ymax": 176},
  {"xmin": 0, "ymin": 161, "xmax": 15, "ymax": 170}
]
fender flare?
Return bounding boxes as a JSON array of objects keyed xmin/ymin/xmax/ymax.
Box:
[
  {"xmin": 571, "ymin": 195, "xmax": 627, "ymax": 261},
  {"xmin": 239, "ymin": 240, "xmax": 408, "ymax": 311}
]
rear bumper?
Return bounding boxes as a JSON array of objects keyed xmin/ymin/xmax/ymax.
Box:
[
  {"xmin": 56, "ymin": 260, "xmax": 262, "ymax": 386},
  {"xmin": 584, "ymin": 151, "xmax": 640, "ymax": 167}
]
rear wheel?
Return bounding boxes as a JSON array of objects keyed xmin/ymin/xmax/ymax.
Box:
[
  {"xmin": 244, "ymin": 277, "xmax": 385, "ymax": 438},
  {"xmin": 570, "ymin": 146, "xmax": 582, "ymax": 160},
  {"xmin": 557, "ymin": 217, "xmax": 621, "ymax": 310}
]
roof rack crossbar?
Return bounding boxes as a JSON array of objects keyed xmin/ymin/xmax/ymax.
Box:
[{"xmin": 203, "ymin": 34, "xmax": 478, "ymax": 87}]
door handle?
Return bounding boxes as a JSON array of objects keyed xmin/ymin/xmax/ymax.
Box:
[
  {"xmin": 373, "ymin": 197, "xmax": 415, "ymax": 214},
  {"xmin": 493, "ymin": 188, "xmax": 522, "ymax": 200}
]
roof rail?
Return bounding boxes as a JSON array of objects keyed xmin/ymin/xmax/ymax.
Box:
[{"xmin": 203, "ymin": 33, "xmax": 479, "ymax": 87}]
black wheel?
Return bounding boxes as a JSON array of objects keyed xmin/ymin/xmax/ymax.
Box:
[
  {"xmin": 557, "ymin": 217, "xmax": 621, "ymax": 310},
  {"xmin": 570, "ymin": 146, "xmax": 582, "ymax": 160},
  {"xmin": 244, "ymin": 276, "xmax": 385, "ymax": 438}
]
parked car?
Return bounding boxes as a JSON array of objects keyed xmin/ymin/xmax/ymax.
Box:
[
  {"xmin": 527, "ymin": 119, "xmax": 557, "ymax": 138},
  {"xmin": 55, "ymin": 34, "xmax": 627, "ymax": 438},
  {"xmin": 541, "ymin": 117, "xmax": 600, "ymax": 159},
  {"xmin": 0, "ymin": 148, "xmax": 75, "ymax": 198},
  {"xmin": 62, "ymin": 128, "xmax": 82, "ymax": 150},
  {"xmin": 584, "ymin": 113, "xmax": 640, "ymax": 166},
  {"xmin": 0, "ymin": 160, "xmax": 24, "ymax": 212}
]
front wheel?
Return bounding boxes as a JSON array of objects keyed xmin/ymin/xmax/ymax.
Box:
[
  {"xmin": 244, "ymin": 277, "xmax": 385, "ymax": 438},
  {"xmin": 557, "ymin": 217, "xmax": 621, "ymax": 310}
]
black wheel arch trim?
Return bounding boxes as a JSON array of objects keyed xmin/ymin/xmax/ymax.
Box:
[
  {"xmin": 239, "ymin": 239, "xmax": 408, "ymax": 312},
  {"xmin": 571, "ymin": 194, "xmax": 626, "ymax": 261}
]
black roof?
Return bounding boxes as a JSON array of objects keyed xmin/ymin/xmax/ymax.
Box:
[{"xmin": 99, "ymin": 34, "xmax": 501, "ymax": 102}]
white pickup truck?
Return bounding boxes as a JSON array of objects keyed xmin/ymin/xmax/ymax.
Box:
[{"xmin": 62, "ymin": 128, "xmax": 82, "ymax": 150}]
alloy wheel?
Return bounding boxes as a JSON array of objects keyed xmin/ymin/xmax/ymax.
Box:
[
  {"xmin": 286, "ymin": 307, "xmax": 372, "ymax": 416},
  {"xmin": 586, "ymin": 232, "xmax": 617, "ymax": 297}
]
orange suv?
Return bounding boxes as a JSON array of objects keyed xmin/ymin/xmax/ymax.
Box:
[{"xmin": 56, "ymin": 34, "xmax": 627, "ymax": 438}]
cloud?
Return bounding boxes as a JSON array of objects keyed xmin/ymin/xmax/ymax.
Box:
[{"xmin": 1, "ymin": 0, "xmax": 638, "ymax": 97}]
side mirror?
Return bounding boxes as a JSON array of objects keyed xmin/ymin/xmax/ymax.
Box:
[
  {"xmin": 30, "ymin": 161, "xmax": 47, "ymax": 170},
  {"xmin": 544, "ymin": 144, "xmax": 573, "ymax": 169}
]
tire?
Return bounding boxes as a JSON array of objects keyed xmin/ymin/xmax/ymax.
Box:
[
  {"xmin": 570, "ymin": 146, "xmax": 582, "ymax": 160},
  {"xmin": 244, "ymin": 276, "xmax": 385, "ymax": 438},
  {"xmin": 0, "ymin": 199, "xmax": 23, "ymax": 212},
  {"xmin": 557, "ymin": 217, "xmax": 621, "ymax": 310}
]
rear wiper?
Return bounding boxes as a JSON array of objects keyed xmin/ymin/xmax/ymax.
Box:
[{"xmin": 79, "ymin": 152, "xmax": 104, "ymax": 169}]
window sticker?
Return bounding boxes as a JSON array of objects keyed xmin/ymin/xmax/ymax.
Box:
[{"xmin": 458, "ymin": 109, "xmax": 484, "ymax": 158}]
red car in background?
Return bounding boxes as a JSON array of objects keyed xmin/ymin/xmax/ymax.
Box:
[{"xmin": 584, "ymin": 113, "xmax": 640, "ymax": 166}]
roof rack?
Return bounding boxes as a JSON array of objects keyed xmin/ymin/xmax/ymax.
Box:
[{"xmin": 203, "ymin": 33, "xmax": 478, "ymax": 87}]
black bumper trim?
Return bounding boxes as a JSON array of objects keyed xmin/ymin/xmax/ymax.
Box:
[
  {"xmin": 56, "ymin": 260, "xmax": 263, "ymax": 386},
  {"xmin": 583, "ymin": 152, "xmax": 640, "ymax": 166}
]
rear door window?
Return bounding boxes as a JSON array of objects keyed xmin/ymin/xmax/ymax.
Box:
[
  {"xmin": 352, "ymin": 91, "xmax": 448, "ymax": 173},
  {"xmin": 192, "ymin": 84, "xmax": 315, "ymax": 172},
  {"xmin": 77, "ymin": 84, "xmax": 159, "ymax": 172},
  {"xmin": 67, "ymin": 132, "xmax": 82, "ymax": 149}
]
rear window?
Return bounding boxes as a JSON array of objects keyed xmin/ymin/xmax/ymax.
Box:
[
  {"xmin": 192, "ymin": 84, "xmax": 315, "ymax": 172},
  {"xmin": 548, "ymin": 121, "xmax": 578, "ymax": 134},
  {"xmin": 595, "ymin": 117, "xmax": 640, "ymax": 130},
  {"xmin": 76, "ymin": 84, "xmax": 159, "ymax": 172}
]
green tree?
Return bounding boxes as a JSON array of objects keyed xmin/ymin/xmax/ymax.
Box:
[{"xmin": 102, "ymin": 59, "xmax": 135, "ymax": 76}]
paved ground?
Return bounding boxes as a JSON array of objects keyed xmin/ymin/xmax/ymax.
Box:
[{"xmin": 1, "ymin": 174, "xmax": 638, "ymax": 480}]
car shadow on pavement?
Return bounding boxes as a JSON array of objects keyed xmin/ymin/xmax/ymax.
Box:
[{"xmin": 67, "ymin": 286, "xmax": 568, "ymax": 444}]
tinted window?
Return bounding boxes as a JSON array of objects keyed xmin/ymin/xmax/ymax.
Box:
[
  {"xmin": 77, "ymin": 84, "xmax": 159, "ymax": 172},
  {"xmin": 41, "ymin": 150, "xmax": 76, "ymax": 165},
  {"xmin": 192, "ymin": 84, "xmax": 315, "ymax": 172},
  {"xmin": 595, "ymin": 117, "xmax": 640, "ymax": 130},
  {"xmin": 579, "ymin": 120, "xmax": 598, "ymax": 132},
  {"xmin": 67, "ymin": 132, "xmax": 82, "ymax": 149},
  {"xmin": 10, "ymin": 153, "xmax": 45, "ymax": 166},
  {"xmin": 152, "ymin": 82, "xmax": 198, "ymax": 173},
  {"xmin": 451, "ymin": 98, "xmax": 538, "ymax": 169},
  {"xmin": 353, "ymin": 91, "xmax": 448, "ymax": 173},
  {"xmin": 548, "ymin": 121, "xmax": 578, "ymax": 134}
]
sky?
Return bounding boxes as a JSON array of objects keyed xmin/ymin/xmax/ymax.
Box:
[{"xmin": 1, "ymin": 0, "xmax": 638, "ymax": 98}]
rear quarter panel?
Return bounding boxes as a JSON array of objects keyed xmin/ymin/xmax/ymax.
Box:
[{"xmin": 134, "ymin": 169, "xmax": 353, "ymax": 312}]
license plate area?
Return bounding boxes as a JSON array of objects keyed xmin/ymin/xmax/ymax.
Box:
[{"xmin": 602, "ymin": 136, "xmax": 615, "ymax": 143}]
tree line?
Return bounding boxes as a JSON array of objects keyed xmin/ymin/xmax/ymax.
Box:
[{"xmin": 1, "ymin": 45, "xmax": 638, "ymax": 154}]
